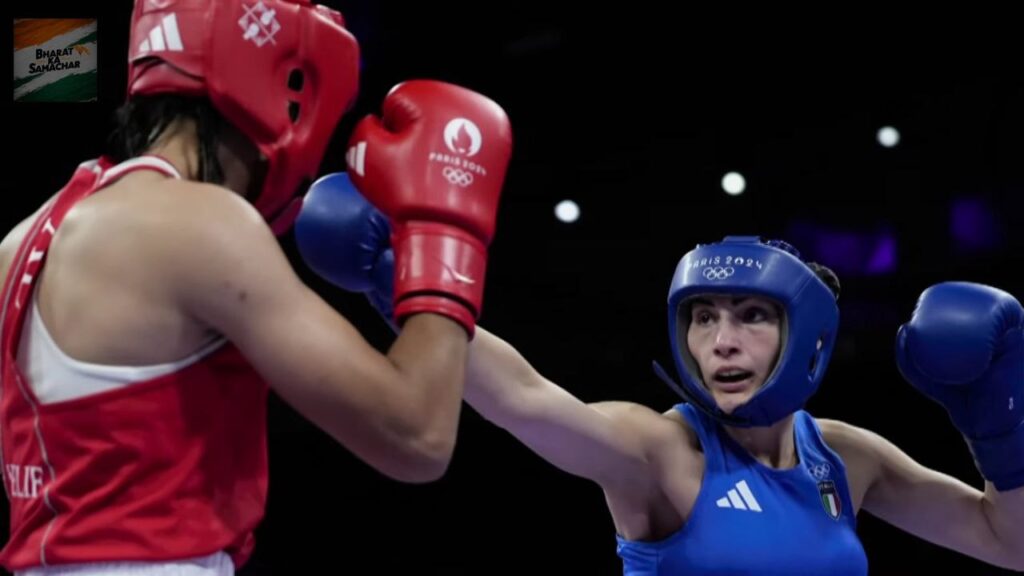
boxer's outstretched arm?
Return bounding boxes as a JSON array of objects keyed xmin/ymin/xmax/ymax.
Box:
[
  {"xmin": 464, "ymin": 327, "xmax": 699, "ymax": 493},
  {"xmin": 167, "ymin": 181, "xmax": 468, "ymax": 483},
  {"xmin": 822, "ymin": 419, "xmax": 1024, "ymax": 571}
]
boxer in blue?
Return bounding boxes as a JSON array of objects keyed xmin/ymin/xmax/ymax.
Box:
[{"xmin": 295, "ymin": 173, "xmax": 1024, "ymax": 575}]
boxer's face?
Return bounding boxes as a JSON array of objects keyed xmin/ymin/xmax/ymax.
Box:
[{"xmin": 686, "ymin": 294, "xmax": 782, "ymax": 414}]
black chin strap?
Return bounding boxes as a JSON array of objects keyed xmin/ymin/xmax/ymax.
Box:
[{"xmin": 651, "ymin": 360, "xmax": 750, "ymax": 427}]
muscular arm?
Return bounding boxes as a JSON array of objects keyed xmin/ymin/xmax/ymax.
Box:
[
  {"xmin": 822, "ymin": 419, "xmax": 1024, "ymax": 571},
  {"xmin": 166, "ymin": 182, "xmax": 468, "ymax": 483},
  {"xmin": 465, "ymin": 327, "xmax": 694, "ymax": 492}
]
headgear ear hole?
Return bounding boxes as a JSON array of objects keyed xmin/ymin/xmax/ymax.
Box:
[{"xmin": 288, "ymin": 69, "xmax": 304, "ymax": 92}]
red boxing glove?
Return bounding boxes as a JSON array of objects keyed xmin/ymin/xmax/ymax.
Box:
[{"xmin": 346, "ymin": 80, "xmax": 512, "ymax": 337}]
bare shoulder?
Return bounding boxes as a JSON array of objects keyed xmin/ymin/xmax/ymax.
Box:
[
  {"xmin": 589, "ymin": 401, "xmax": 684, "ymax": 432},
  {"xmin": 589, "ymin": 400, "xmax": 667, "ymax": 421},
  {"xmin": 590, "ymin": 401, "xmax": 700, "ymax": 456},
  {"xmin": 85, "ymin": 178, "xmax": 267, "ymax": 246},
  {"xmin": 817, "ymin": 418, "xmax": 882, "ymax": 453},
  {"xmin": 112, "ymin": 179, "xmax": 299, "ymax": 310},
  {"xmin": 63, "ymin": 177, "xmax": 298, "ymax": 329},
  {"xmin": 817, "ymin": 418, "xmax": 886, "ymax": 511},
  {"xmin": 76, "ymin": 178, "xmax": 281, "ymax": 276},
  {"xmin": 818, "ymin": 417, "xmax": 910, "ymax": 467},
  {"xmin": 660, "ymin": 405, "xmax": 700, "ymax": 450}
]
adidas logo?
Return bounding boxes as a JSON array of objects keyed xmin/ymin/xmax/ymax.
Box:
[
  {"xmin": 138, "ymin": 14, "xmax": 183, "ymax": 53},
  {"xmin": 137, "ymin": 2, "xmax": 281, "ymax": 55},
  {"xmin": 346, "ymin": 141, "xmax": 367, "ymax": 177},
  {"xmin": 715, "ymin": 479, "xmax": 762, "ymax": 512}
]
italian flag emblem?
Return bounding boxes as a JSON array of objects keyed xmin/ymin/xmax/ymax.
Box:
[{"xmin": 818, "ymin": 480, "xmax": 841, "ymax": 520}]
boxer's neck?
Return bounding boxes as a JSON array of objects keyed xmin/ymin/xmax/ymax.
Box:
[
  {"xmin": 144, "ymin": 118, "xmax": 201, "ymax": 182},
  {"xmin": 722, "ymin": 413, "xmax": 798, "ymax": 470}
]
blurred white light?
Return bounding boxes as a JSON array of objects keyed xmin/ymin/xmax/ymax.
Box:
[
  {"xmin": 722, "ymin": 172, "xmax": 746, "ymax": 196},
  {"xmin": 555, "ymin": 199, "xmax": 580, "ymax": 223},
  {"xmin": 877, "ymin": 126, "xmax": 900, "ymax": 148}
]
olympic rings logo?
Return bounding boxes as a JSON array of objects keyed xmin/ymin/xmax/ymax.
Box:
[
  {"xmin": 702, "ymin": 266, "xmax": 735, "ymax": 281},
  {"xmin": 443, "ymin": 166, "xmax": 474, "ymax": 187},
  {"xmin": 808, "ymin": 462, "xmax": 831, "ymax": 480}
]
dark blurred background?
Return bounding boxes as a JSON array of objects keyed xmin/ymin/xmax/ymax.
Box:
[{"xmin": 3, "ymin": 1, "xmax": 1024, "ymax": 574}]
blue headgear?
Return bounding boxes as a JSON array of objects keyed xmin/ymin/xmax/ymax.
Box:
[{"xmin": 654, "ymin": 236, "xmax": 839, "ymax": 427}]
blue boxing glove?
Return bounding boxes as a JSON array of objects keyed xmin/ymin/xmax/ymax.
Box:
[
  {"xmin": 895, "ymin": 281, "xmax": 1024, "ymax": 490},
  {"xmin": 294, "ymin": 172, "xmax": 396, "ymax": 324}
]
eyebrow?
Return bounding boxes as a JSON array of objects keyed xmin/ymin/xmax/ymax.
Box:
[{"xmin": 690, "ymin": 297, "xmax": 751, "ymax": 307}]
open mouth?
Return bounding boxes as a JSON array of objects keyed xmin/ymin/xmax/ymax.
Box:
[{"xmin": 713, "ymin": 370, "xmax": 754, "ymax": 392}]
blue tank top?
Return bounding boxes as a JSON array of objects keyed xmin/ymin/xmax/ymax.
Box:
[{"xmin": 616, "ymin": 403, "xmax": 868, "ymax": 575}]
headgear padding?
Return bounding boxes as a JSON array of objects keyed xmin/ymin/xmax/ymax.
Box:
[
  {"xmin": 665, "ymin": 236, "xmax": 839, "ymax": 427},
  {"xmin": 127, "ymin": 0, "xmax": 360, "ymax": 233}
]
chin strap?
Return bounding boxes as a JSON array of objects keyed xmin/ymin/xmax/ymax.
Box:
[{"xmin": 651, "ymin": 360, "xmax": 749, "ymax": 427}]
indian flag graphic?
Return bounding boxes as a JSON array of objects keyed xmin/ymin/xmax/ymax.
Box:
[
  {"xmin": 14, "ymin": 18, "xmax": 97, "ymax": 102},
  {"xmin": 818, "ymin": 480, "xmax": 842, "ymax": 520}
]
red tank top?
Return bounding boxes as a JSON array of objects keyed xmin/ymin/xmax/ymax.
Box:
[{"xmin": 0, "ymin": 157, "xmax": 269, "ymax": 570}]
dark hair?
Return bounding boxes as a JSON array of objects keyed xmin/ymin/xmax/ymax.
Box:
[
  {"xmin": 762, "ymin": 239, "xmax": 840, "ymax": 301},
  {"xmin": 807, "ymin": 261, "xmax": 841, "ymax": 301},
  {"xmin": 107, "ymin": 94, "xmax": 227, "ymax": 185}
]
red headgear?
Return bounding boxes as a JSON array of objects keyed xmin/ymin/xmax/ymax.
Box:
[{"xmin": 127, "ymin": 0, "xmax": 360, "ymax": 233}]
